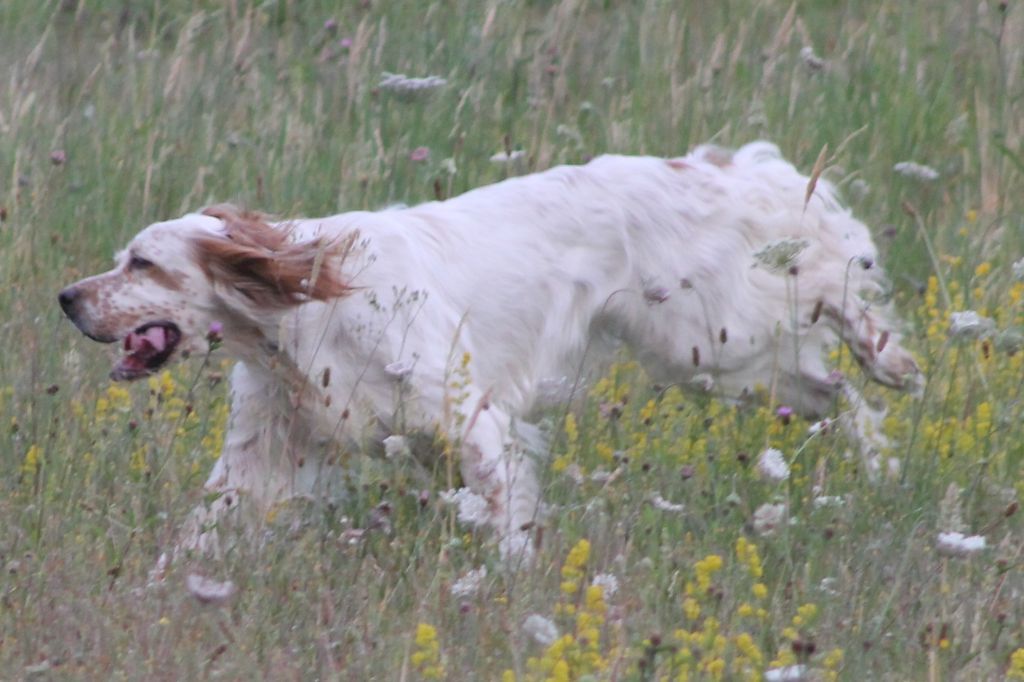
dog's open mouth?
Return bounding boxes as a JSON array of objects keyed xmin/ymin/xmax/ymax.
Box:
[{"xmin": 111, "ymin": 322, "xmax": 182, "ymax": 381}]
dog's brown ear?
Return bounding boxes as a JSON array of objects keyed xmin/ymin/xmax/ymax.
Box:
[{"xmin": 195, "ymin": 205, "xmax": 354, "ymax": 307}]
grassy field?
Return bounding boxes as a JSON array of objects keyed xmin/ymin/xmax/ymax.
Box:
[{"xmin": 1, "ymin": 0, "xmax": 1023, "ymax": 679}]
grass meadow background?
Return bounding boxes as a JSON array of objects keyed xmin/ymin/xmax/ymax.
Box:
[{"xmin": 2, "ymin": 0, "xmax": 1023, "ymax": 679}]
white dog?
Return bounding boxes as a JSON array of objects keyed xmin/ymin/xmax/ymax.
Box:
[{"xmin": 58, "ymin": 142, "xmax": 920, "ymax": 559}]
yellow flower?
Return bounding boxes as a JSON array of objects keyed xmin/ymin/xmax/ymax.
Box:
[
  {"xmin": 1007, "ymin": 648, "xmax": 1024, "ymax": 679},
  {"xmin": 412, "ymin": 623, "xmax": 444, "ymax": 679},
  {"xmin": 694, "ymin": 554, "xmax": 723, "ymax": 592},
  {"xmin": 752, "ymin": 583, "xmax": 768, "ymax": 600},
  {"xmin": 21, "ymin": 444, "xmax": 42, "ymax": 476}
]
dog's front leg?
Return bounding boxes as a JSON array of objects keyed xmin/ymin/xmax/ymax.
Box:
[
  {"xmin": 457, "ymin": 395, "xmax": 540, "ymax": 564},
  {"xmin": 175, "ymin": 363, "xmax": 305, "ymax": 558}
]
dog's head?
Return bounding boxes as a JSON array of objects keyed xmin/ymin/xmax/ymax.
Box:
[{"xmin": 58, "ymin": 205, "xmax": 352, "ymax": 381}]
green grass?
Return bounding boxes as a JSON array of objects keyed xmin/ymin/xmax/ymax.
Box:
[{"xmin": 2, "ymin": 0, "xmax": 1023, "ymax": 679}]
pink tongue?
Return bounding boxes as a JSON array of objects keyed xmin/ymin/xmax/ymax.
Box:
[{"xmin": 127, "ymin": 326, "xmax": 167, "ymax": 354}]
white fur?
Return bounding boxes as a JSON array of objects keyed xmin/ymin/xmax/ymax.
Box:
[{"xmin": 61, "ymin": 142, "xmax": 921, "ymax": 560}]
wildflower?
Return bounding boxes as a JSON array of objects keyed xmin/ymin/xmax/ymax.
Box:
[
  {"xmin": 384, "ymin": 359, "xmax": 414, "ymax": 380},
  {"xmin": 776, "ymin": 405, "xmax": 793, "ymax": 424},
  {"xmin": 185, "ymin": 573, "xmax": 237, "ymax": 605},
  {"xmin": 451, "ymin": 565, "xmax": 487, "ymax": 599},
  {"xmin": 807, "ymin": 418, "xmax": 832, "ymax": 435},
  {"xmin": 206, "ymin": 320, "xmax": 223, "ymax": 345},
  {"xmin": 849, "ymin": 178, "xmax": 870, "ymax": 201},
  {"xmin": 339, "ymin": 37, "xmax": 353, "ymax": 50},
  {"xmin": 439, "ymin": 488, "xmax": 490, "ymax": 527},
  {"xmin": 799, "ymin": 46, "xmax": 825, "ymax": 71},
  {"xmin": 935, "ymin": 531, "xmax": 986, "ymax": 557},
  {"xmin": 490, "ymin": 149, "xmax": 526, "ymax": 164},
  {"xmin": 949, "ymin": 310, "xmax": 995, "ymax": 339},
  {"xmin": 651, "ymin": 493, "xmax": 685, "ymax": 513},
  {"xmin": 1013, "ymin": 258, "xmax": 1024, "ymax": 281},
  {"xmin": 382, "ymin": 435, "xmax": 409, "ymax": 459},
  {"xmin": 21, "ymin": 444, "xmax": 42, "ymax": 476},
  {"xmin": 411, "ymin": 623, "xmax": 444, "ymax": 679},
  {"xmin": 694, "ymin": 554, "xmax": 724, "ymax": 591},
  {"xmin": 49, "ymin": 149, "xmax": 67, "ymax": 166},
  {"xmin": 323, "ymin": 18, "xmax": 338, "ymax": 33},
  {"xmin": 753, "ymin": 238, "xmax": 809, "ymax": 274},
  {"xmin": 757, "ymin": 448, "xmax": 790, "ymax": 482},
  {"xmin": 752, "ymin": 503, "xmax": 787, "ymax": 536},
  {"xmin": 1008, "ymin": 648, "xmax": 1024, "ymax": 679},
  {"xmin": 591, "ymin": 573, "xmax": 619, "ymax": 599},
  {"xmin": 764, "ymin": 664, "xmax": 809, "ymax": 681},
  {"xmin": 379, "ymin": 72, "xmax": 447, "ymax": 98},
  {"xmin": 893, "ymin": 161, "xmax": 939, "ymax": 181},
  {"xmin": 812, "ymin": 495, "xmax": 844, "ymax": 508},
  {"xmin": 523, "ymin": 614, "xmax": 559, "ymax": 646},
  {"xmin": 409, "ymin": 147, "xmax": 431, "ymax": 163},
  {"xmin": 691, "ymin": 373, "xmax": 715, "ymax": 391}
]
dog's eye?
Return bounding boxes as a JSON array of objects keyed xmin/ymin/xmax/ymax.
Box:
[{"xmin": 128, "ymin": 255, "xmax": 154, "ymax": 270}]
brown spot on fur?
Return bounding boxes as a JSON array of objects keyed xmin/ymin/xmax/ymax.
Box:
[
  {"xmin": 146, "ymin": 265, "xmax": 184, "ymax": 292},
  {"xmin": 195, "ymin": 204, "xmax": 355, "ymax": 308},
  {"xmin": 667, "ymin": 159, "xmax": 690, "ymax": 171},
  {"xmin": 876, "ymin": 330, "xmax": 890, "ymax": 353},
  {"xmin": 811, "ymin": 300, "xmax": 824, "ymax": 324}
]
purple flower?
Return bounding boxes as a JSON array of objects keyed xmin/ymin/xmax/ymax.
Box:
[
  {"xmin": 207, "ymin": 321, "xmax": 223, "ymax": 344},
  {"xmin": 339, "ymin": 37, "xmax": 353, "ymax": 50},
  {"xmin": 776, "ymin": 405, "xmax": 793, "ymax": 425},
  {"xmin": 409, "ymin": 146, "xmax": 430, "ymax": 162},
  {"xmin": 323, "ymin": 18, "xmax": 338, "ymax": 33},
  {"xmin": 50, "ymin": 150, "xmax": 66, "ymax": 166}
]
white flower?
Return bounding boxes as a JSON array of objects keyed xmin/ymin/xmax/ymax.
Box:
[
  {"xmin": 757, "ymin": 448, "xmax": 790, "ymax": 482},
  {"xmin": 949, "ymin": 310, "xmax": 995, "ymax": 339},
  {"xmin": 818, "ymin": 576, "xmax": 839, "ymax": 596},
  {"xmin": 185, "ymin": 574, "xmax": 237, "ymax": 606},
  {"xmin": 523, "ymin": 614, "xmax": 559, "ymax": 646},
  {"xmin": 382, "ymin": 435, "xmax": 409, "ymax": 459},
  {"xmin": 384, "ymin": 359, "xmax": 414, "ymax": 380},
  {"xmin": 651, "ymin": 494, "xmax": 685, "ymax": 513},
  {"xmin": 799, "ymin": 46, "xmax": 825, "ymax": 71},
  {"xmin": 490, "ymin": 149, "xmax": 526, "ymax": 164},
  {"xmin": 813, "ymin": 495, "xmax": 845, "ymax": 509},
  {"xmin": 764, "ymin": 664, "xmax": 808, "ymax": 681},
  {"xmin": 753, "ymin": 238, "xmax": 809, "ymax": 274},
  {"xmin": 591, "ymin": 573, "xmax": 619, "ymax": 598},
  {"xmin": 807, "ymin": 418, "xmax": 832, "ymax": 436},
  {"xmin": 752, "ymin": 503, "xmax": 787, "ymax": 536},
  {"xmin": 440, "ymin": 488, "xmax": 490, "ymax": 527},
  {"xmin": 936, "ymin": 531, "xmax": 986, "ymax": 557},
  {"xmin": 893, "ymin": 161, "xmax": 939, "ymax": 181},
  {"xmin": 690, "ymin": 373, "xmax": 715, "ymax": 392},
  {"xmin": 451, "ymin": 565, "xmax": 487, "ymax": 599},
  {"xmin": 379, "ymin": 72, "xmax": 447, "ymax": 97},
  {"xmin": 1013, "ymin": 258, "xmax": 1024, "ymax": 281}
]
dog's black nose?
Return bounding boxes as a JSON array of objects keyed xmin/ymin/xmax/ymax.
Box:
[{"xmin": 58, "ymin": 287, "xmax": 79, "ymax": 315}]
